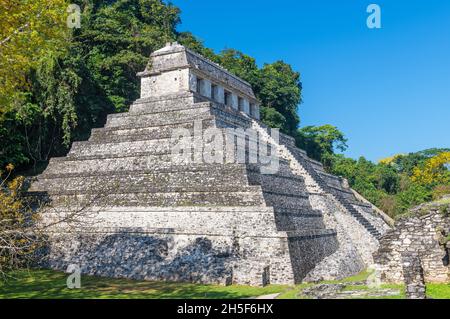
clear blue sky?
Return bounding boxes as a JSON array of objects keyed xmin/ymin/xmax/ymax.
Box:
[{"xmin": 172, "ymin": 0, "xmax": 450, "ymax": 162}]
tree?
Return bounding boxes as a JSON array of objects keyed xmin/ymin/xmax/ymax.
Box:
[
  {"xmin": 381, "ymin": 148, "xmax": 450, "ymax": 176},
  {"xmin": 0, "ymin": 163, "xmax": 126, "ymax": 278},
  {"xmin": 177, "ymin": 32, "xmax": 217, "ymax": 61},
  {"xmin": 412, "ymin": 151, "xmax": 450, "ymax": 186},
  {"xmin": 217, "ymin": 49, "xmax": 259, "ymax": 85},
  {"xmin": 0, "ymin": 164, "xmax": 38, "ymax": 276},
  {"xmin": 254, "ymin": 61, "xmax": 302, "ymax": 135},
  {"xmin": 259, "ymin": 107, "xmax": 286, "ymax": 131},
  {"xmin": 0, "ymin": 0, "xmax": 69, "ymax": 112},
  {"xmin": 1, "ymin": 0, "xmax": 182, "ymax": 171},
  {"xmin": 75, "ymin": 0, "xmax": 180, "ymax": 112},
  {"xmin": 296, "ymin": 124, "xmax": 348, "ymax": 166}
]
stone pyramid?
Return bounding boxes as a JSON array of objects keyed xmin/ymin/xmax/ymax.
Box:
[{"xmin": 28, "ymin": 43, "xmax": 391, "ymax": 285}]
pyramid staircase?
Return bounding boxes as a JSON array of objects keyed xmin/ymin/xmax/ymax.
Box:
[{"xmin": 248, "ymin": 119, "xmax": 386, "ymax": 239}]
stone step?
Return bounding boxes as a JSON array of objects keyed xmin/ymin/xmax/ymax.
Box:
[
  {"xmin": 275, "ymin": 213, "xmax": 326, "ymax": 231},
  {"xmin": 89, "ymin": 119, "xmax": 216, "ymax": 143},
  {"xmin": 52, "ymin": 152, "xmax": 281, "ymax": 173},
  {"xmin": 31, "ymin": 169, "xmax": 251, "ymax": 193},
  {"xmin": 285, "ymin": 228, "xmax": 337, "ymax": 238},
  {"xmin": 213, "ymin": 107, "xmax": 253, "ymax": 130},
  {"xmin": 262, "ymin": 192, "xmax": 311, "ymax": 210},
  {"xmin": 67, "ymin": 132, "xmax": 275, "ymax": 162},
  {"xmin": 104, "ymin": 107, "xmax": 214, "ymax": 129},
  {"xmin": 281, "ymin": 141, "xmax": 383, "ymax": 239},
  {"xmin": 32, "ymin": 179, "xmax": 257, "ymax": 195},
  {"xmin": 45, "ymin": 150, "xmax": 282, "ymax": 176},
  {"xmin": 89, "ymin": 124, "xmax": 277, "ymax": 151},
  {"xmin": 248, "ymin": 172, "xmax": 307, "ymax": 196},
  {"xmin": 44, "ymin": 153, "xmax": 181, "ymax": 175},
  {"xmin": 108, "ymin": 101, "xmax": 211, "ymax": 119},
  {"xmin": 128, "ymin": 92, "xmax": 198, "ymax": 114},
  {"xmin": 68, "ymin": 137, "xmax": 176, "ymax": 158},
  {"xmin": 273, "ymin": 207, "xmax": 323, "ymax": 217},
  {"xmin": 35, "ymin": 188, "xmax": 266, "ymax": 207},
  {"xmin": 247, "ymin": 159, "xmax": 303, "ymax": 178}
]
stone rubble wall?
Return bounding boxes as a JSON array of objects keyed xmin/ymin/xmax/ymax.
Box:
[
  {"xmin": 402, "ymin": 253, "xmax": 427, "ymax": 299},
  {"xmin": 374, "ymin": 206, "xmax": 450, "ymax": 283}
]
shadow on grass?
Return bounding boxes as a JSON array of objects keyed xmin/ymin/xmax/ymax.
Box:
[{"xmin": 0, "ymin": 269, "xmax": 288, "ymax": 299}]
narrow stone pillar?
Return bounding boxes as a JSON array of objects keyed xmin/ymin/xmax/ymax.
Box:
[
  {"xmin": 189, "ymin": 73, "xmax": 198, "ymax": 92},
  {"xmin": 402, "ymin": 253, "xmax": 426, "ymax": 299},
  {"xmin": 216, "ymin": 86, "xmax": 225, "ymax": 104},
  {"xmin": 242, "ymin": 99, "xmax": 250, "ymax": 114},
  {"xmin": 254, "ymin": 105, "xmax": 261, "ymax": 120},
  {"xmin": 200, "ymin": 79, "xmax": 212, "ymax": 98},
  {"xmin": 230, "ymin": 93, "xmax": 238, "ymax": 110}
]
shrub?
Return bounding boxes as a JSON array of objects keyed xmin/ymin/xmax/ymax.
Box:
[
  {"xmin": 0, "ymin": 165, "xmax": 40, "ymax": 277},
  {"xmin": 432, "ymin": 185, "xmax": 450, "ymax": 200}
]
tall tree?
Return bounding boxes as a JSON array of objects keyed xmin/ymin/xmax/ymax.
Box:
[
  {"xmin": 254, "ymin": 61, "xmax": 302, "ymax": 135},
  {"xmin": 0, "ymin": 0, "xmax": 182, "ymax": 169}
]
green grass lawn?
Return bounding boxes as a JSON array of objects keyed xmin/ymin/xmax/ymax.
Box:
[
  {"xmin": 0, "ymin": 269, "xmax": 288, "ymax": 299},
  {"xmin": 0, "ymin": 269, "xmax": 448, "ymax": 299},
  {"xmin": 426, "ymin": 283, "xmax": 450, "ymax": 299}
]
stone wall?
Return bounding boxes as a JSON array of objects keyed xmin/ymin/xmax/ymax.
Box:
[
  {"xmin": 138, "ymin": 42, "xmax": 260, "ymax": 120},
  {"xmin": 39, "ymin": 206, "xmax": 339, "ymax": 286},
  {"xmin": 374, "ymin": 203, "xmax": 450, "ymax": 283}
]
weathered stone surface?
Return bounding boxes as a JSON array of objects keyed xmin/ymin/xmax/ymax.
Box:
[
  {"xmin": 374, "ymin": 202, "xmax": 450, "ymax": 284},
  {"xmin": 29, "ymin": 43, "xmax": 390, "ymax": 286},
  {"xmin": 402, "ymin": 253, "xmax": 427, "ymax": 299}
]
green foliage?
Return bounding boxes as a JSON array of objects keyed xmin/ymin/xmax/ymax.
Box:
[
  {"xmin": 2, "ymin": 0, "xmax": 304, "ymax": 173},
  {"xmin": 1, "ymin": 0, "xmax": 445, "ymax": 223},
  {"xmin": 426, "ymin": 283, "xmax": 450, "ymax": 299},
  {"xmin": 296, "ymin": 125, "xmax": 348, "ymax": 166},
  {"xmin": 329, "ymin": 149, "xmax": 448, "ymax": 218},
  {"xmin": 433, "ymin": 185, "xmax": 450, "ymax": 200},
  {"xmin": 260, "ymin": 107, "xmax": 286, "ymax": 130},
  {"xmin": 0, "ymin": 0, "xmax": 69, "ymax": 110},
  {"xmin": 254, "ymin": 61, "xmax": 302, "ymax": 135},
  {"xmin": 384, "ymin": 148, "xmax": 450, "ymax": 176},
  {"xmin": 1, "ymin": 0, "xmax": 180, "ymax": 171},
  {"xmin": 0, "ymin": 166, "xmax": 40, "ymax": 275},
  {"xmin": 395, "ymin": 183, "xmax": 432, "ymax": 214},
  {"xmin": 177, "ymin": 32, "xmax": 217, "ymax": 61}
]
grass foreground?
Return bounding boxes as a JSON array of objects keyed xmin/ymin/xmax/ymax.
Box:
[{"xmin": 0, "ymin": 269, "xmax": 449, "ymax": 299}]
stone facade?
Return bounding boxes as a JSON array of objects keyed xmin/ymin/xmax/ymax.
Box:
[
  {"xmin": 28, "ymin": 43, "xmax": 390, "ymax": 286},
  {"xmin": 137, "ymin": 42, "xmax": 260, "ymax": 120},
  {"xmin": 373, "ymin": 202, "xmax": 450, "ymax": 284}
]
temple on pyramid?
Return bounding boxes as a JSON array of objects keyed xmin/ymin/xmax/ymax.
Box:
[{"xmin": 28, "ymin": 42, "xmax": 392, "ymax": 286}]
